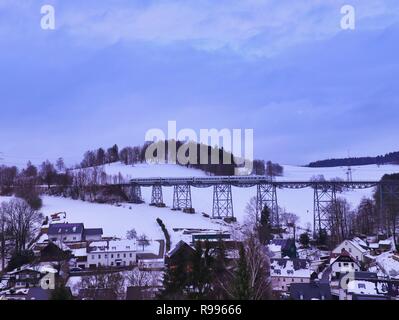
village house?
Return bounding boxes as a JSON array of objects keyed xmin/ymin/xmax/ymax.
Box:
[
  {"xmin": 47, "ymin": 223, "xmax": 103, "ymax": 243},
  {"xmin": 2, "ymin": 264, "xmax": 58, "ymax": 290},
  {"xmin": 87, "ymin": 240, "xmax": 137, "ymax": 268},
  {"xmin": 335, "ymin": 271, "xmax": 399, "ymax": 300},
  {"xmin": 166, "ymin": 240, "xmax": 196, "ymax": 272},
  {"xmin": 270, "ymin": 258, "xmax": 313, "ymax": 293},
  {"xmin": 332, "ymin": 237, "xmax": 369, "ymax": 263},
  {"xmin": 330, "ymin": 253, "xmax": 361, "ymax": 279}
]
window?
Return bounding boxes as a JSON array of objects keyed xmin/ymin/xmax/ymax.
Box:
[
  {"xmin": 98, "ymin": 255, "xmax": 101, "ymax": 259},
  {"xmin": 358, "ymin": 283, "xmax": 366, "ymax": 289},
  {"xmin": 91, "ymin": 255, "xmax": 95, "ymax": 259},
  {"xmin": 123, "ymin": 253, "xmax": 126, "ymax": 258},
  {"xmin": 344, "ymin": 263, "xmax": 348, "ymax": 267},
  {"xmin": 105, "ymin": 254, "xmax": 107, "ymax": 258},
  {"xmin": 117, "ymin": 254, "xmax": 120, "ymax": 258},
  {"xmin": 338, "ymin": 263, "xmax": 341, "ymax": 267},
  {"xmin": 111, "ymin": 254, "xmax": 114, "ymax": 258},
  {"xmin": 349, "ymin": 248, "xmax": 352, "ymax": 253},
  {"xmin": 129, "ymin": 253, "xmax": 132, "ymax": 258},
  {"xmin": 301, "ymin": 279, "xmax": 304, "ymax": 283}
]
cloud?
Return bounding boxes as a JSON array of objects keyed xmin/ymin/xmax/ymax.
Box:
[{"xmin": 0, "ymin": 0, "xmax": 390, "ymax": 57}]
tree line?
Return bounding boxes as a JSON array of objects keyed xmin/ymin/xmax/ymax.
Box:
[{"xmin": 308, "ymin": 151, "xmax": 399, "ymax": 167}]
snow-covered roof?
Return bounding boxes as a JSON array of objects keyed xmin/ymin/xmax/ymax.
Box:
[
  {"xmin": 375, "ymin": 252, "xmax": 399, "ymax": 279},
  {"xmin": 347, "ymin": 280, "xmax": 387, "ymax": 296},
  {"xmin": 379, "ymin": 239, "xmax": 393, "ymax": 246},
  {"xmin": 270, "ymin": 259, "xmax": 311, "ymax": 278},
  {"xmin": 8, "ymin": 264, "xmax": 57, "ymax": 275},
  {"xmin": 352, "ymin": 237, "xmax": 369, "ymax": 249}
]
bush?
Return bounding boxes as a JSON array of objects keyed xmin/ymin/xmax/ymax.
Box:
[{"xmin": 6, "ymin": 250, "xmax": 35, "ymax": 272}]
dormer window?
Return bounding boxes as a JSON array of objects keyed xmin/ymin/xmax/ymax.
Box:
[{"xmin": 358, "ymin": 283, "xmax": 366, "ymax": 289}]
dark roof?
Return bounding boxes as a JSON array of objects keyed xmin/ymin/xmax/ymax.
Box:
[
  {"xmin": 84, "ymin": 228, "xmax": 103, "ymax": 236},
  {"xmin": 271, "ymin": 258, "xmax": 308, "ymax": 270},
  {"xmin": 352, "ymin": 294, "xmax": 391, "ymax": 300},
  {"xmin": 78, "ymin": 288, "xmax": 117, "ymax": 300},
  {"xmin": 168, "ymin": 240, "xmax": 195, "ymax": 258},
  {"xmin": 26, "ymin": 287, "xmax": 54, "ymax": 300},
  {"xmin": 331, "ymin": 254, "xmax": 357, "ymax": 264},
  {"xmin": 48, "ymin": 223, "xmax": 84, "ymax": 235},
  {"xmin": 290, "ymin": 282, "xmax": 332, "ymax": 300},
  {"xmin": 354, "ymin": 272, "xmax": 378, "ymax": 281}
]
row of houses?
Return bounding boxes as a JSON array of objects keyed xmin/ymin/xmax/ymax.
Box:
[{"xmin": 267, "ymin": 234, "xmax": 399, "ymax": 300}]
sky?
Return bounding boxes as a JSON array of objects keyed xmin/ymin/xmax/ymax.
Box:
[{"xmin": 0, "ymin": 0, "xmax": 398, "ymax": 167}]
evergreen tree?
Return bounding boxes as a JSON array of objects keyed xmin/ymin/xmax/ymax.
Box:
[
  {"xmin": 258, "ymin": 206, "xmax": 273, "ymax": 245},
  {"xmin": 51, "ymin": 283, "xmax": 73, "ymax": 300},
  {"xmin": 210, "ymin": 240, "xmax": 230, "ymax": 300},
  {"xmin": 231, "ymin": 243, "xmax": 252, "ymax": 300},
  {"xmin": 159, "ymin": 253, "xmax": 189, "ymax": 300},
  {"xmin": 189, "ymin": 241, "xmax": 212, "ymax": 299}
]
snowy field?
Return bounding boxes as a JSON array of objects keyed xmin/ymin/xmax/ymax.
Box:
[{"xmin": 1, "ymin": 163, "xmax": 398, "ymax": 246}]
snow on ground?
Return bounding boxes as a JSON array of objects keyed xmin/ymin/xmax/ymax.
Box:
[
  {"xmin": 39, "ymin": 195, "xmax": 230, "ymax": 247},
  {"xmin": 1, "ymin": 163, "xmax": 398, "ymax": 247},
  {"xmin": 102, "ymin": 162, "xmax": 207, "ymax": 179}
]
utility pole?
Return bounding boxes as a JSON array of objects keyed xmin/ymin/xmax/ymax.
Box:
[{"xmin": 346, "ymin": 150, "xmax": 353, "ymax": 182}]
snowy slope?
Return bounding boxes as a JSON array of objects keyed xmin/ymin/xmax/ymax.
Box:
[
  {"xmin": 1, "ymin": 163, "xmax": 398, "ymax": 246},
  {"xmin": 101, "ymin": 162, "xmax": 207, "ymax": 179},
  {"xmin": 101, "ymin": 162, "xmax": 399, "ymax": 228}
]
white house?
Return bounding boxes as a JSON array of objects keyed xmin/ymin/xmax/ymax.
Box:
[
  {"xmin": 87, "ymin": 240, "xmax": 137, "ymax": 268},
  {"xmin": 332, "ymin": 238, "xmax": 369, "ymax": 263},
  {"xmin": 270, "ymin": 259, "xmax": 312, "ymax": 293},
  {"xmin": 330, "ymin": 254, "xmax": 361, "ymax": 279}
]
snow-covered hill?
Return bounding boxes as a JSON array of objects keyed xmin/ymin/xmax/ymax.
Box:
[{"xmin": 2, "ymin": 163, "xmax": 398, "ymax": 247}]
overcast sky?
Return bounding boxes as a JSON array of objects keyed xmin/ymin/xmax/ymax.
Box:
[{"xmin": 0, "ymin": 0, "xmax": 398, "ymax": 167}]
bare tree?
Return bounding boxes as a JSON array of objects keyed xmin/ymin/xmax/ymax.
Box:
[{"xmin": 3, "ymin": 198, "xmax": 43, "ymax": 254}]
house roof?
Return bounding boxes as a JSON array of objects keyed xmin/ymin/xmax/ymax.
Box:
[
  {"xmin": 48, "ymin": 223, "xmax": 84, "ymax": 235},
  {"xmin": 78, "ymin": 288, "xmax": 117, "ymax": 300},
  {"xmin": 271, "ymin": 258, "xmax": 307, "ymax": 270},
  {"xmin": 25, "ymin": 287, "xmax": 54, "ymax": 300},
  {"xmin": 330, "ymin": 252, "xmax": 359, "ymax": 266},
  {"xmin": 84, "ymin": 228, "xmax": 103, "ymax": 236},
  {"xmin": 168, "ymin": 240, "xmax": 195, "ymax": 258},
  {"xmin": 270, "ymin": 258, "xmax": 311, "ymax": 278},
  {"xmin": 354, "ymin": 272, "xmax": 378, "ymax": 281},
  {"xmin": 290, "ymin": 282, "xmax": 332, "ymax": 300}
]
